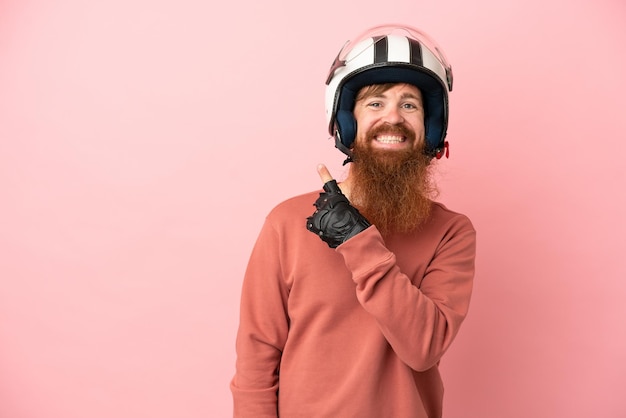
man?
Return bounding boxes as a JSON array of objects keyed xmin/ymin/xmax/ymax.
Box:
[{"xmin": 231, "ymin": 24, "xmax": 476, "ymax": 418}]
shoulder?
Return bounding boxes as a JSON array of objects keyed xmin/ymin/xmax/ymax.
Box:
[
  {"xmin": 268, "ymin": 190, "xmax": 321, "ymax": 217},
  {"xmin": 261, "ymin": 190, "xmax": 322, "ymax": 233},
  {"xmin": 428, "ymin": 201, "xmax": 476, "ymax": 235},
  {"xmin": 252, "ymin": 190, "xmax": 326, "ymax": 249}
]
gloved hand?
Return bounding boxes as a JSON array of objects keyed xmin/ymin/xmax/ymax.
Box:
[{"xmin": 306, "ymin": 179, "xmax": 371, "ymax": 248}]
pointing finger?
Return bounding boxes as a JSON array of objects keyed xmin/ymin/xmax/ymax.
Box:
[
  {"xmin": 316, "ymin": 164, "xmax": 334, "ymax": 184},
  {"xmin": 316, "ymin": 164, "xmax": 342, "ymax": 194}
]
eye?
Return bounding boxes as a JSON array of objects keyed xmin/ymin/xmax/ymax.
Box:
[
  {"xmin": 401, "ymin": 102, "xmax": 418, "ymax": 110},
  {"xmin": 367, "ymin": 101, "xmax": 383, "ymax": 108}
]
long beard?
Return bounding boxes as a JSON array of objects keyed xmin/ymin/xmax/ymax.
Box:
[{"xmin": 350, "ymin": 136, "xmax": 437, "ymax": 235}]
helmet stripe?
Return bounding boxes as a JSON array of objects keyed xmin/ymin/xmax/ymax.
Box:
[
  {"xmin": 408, "ymin": 38, "xmax": 423, "ymax": 66},
  {"xmin": 372, "ymin": 36, "xmax": 388, "ymax": 63}
]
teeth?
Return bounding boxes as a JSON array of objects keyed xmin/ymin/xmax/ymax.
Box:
[{"xmin": 376, "ymin": 135, "xmax": 404, "ymax": 144}]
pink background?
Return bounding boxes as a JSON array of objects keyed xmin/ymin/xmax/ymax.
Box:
[{"xmin": 1, "ymin": 0, "xmax": 625, "ymax": 417}]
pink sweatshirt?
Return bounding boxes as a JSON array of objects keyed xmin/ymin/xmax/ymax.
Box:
[{"xmin": 231, "ymin": 190, "xmax": 476, "ymax": 418}]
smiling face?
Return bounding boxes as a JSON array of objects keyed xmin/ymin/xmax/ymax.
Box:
[{"xmin": 352, "ymin": 83, "xmax": 426, "ymax": 152}]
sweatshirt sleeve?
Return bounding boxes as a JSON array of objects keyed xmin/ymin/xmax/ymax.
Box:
[
  {"xmin": 230, "ymin": 218, "xmax": 288, "ymax": 418},
  {"xmin": 335, "ymin": 216, "xmax": 476, "ymax": 372}
]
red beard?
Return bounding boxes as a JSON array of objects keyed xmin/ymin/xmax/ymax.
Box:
[{"xmin": 349, "ymin": 133, "xmax": 437, "ymax": 235}]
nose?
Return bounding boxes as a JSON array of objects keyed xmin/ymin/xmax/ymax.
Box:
[{"xmin": 382, "ymin": 105, "xmax": 404, "ymax": 124}]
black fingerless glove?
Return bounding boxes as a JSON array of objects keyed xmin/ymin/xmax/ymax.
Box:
[{"xmin": 306, "ymin": 180, "xmax": 371, "ymax": 248}]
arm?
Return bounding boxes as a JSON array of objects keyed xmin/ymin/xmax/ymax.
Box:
[
  {"xmin": 230, "ymin": 219, "xmax": 288, "ymax": 417},
  {"xmin": 306, "ymin": 165, "xmax": 476, "ymax": 372},
  {"xmin": 336, "ymin": 220, "xmax": 476, "ymax": 371}
]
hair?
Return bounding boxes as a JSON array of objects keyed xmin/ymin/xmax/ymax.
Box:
[{"xmin": 354, "ymin": 83, "xmax": 405, "ymax": 104}]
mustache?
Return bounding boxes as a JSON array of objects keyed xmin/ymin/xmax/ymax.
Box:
[{"xmin": 366, "ymin": 123, "xmax": 416, "ymax": 142}]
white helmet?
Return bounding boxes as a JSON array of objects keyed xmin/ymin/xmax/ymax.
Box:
[{"xmin": 325, "ymin": 24, "xmax": 454, "ymax": 160}]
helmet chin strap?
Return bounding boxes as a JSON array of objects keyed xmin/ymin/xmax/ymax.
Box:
[{"xmin": 334, "ymin": 131, "xmax": 354, "ymax": 165}]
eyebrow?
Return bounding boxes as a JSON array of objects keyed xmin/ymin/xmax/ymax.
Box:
[{"xmin": 399, "ymin": 92, "xmax": 422, "ymax": 101}]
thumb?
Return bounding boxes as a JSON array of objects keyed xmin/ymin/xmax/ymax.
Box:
[
  {"xmin": 316, "ymin": 164, "xmax": 341, "ymax": 194},
  {"xmin": 316, "ymin": 164, "xmax": 334, "ymax": 184}
]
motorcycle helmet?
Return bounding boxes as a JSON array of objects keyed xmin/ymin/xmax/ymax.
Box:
[{"xmin": 325, "ymin": 24, "xmax": 454, "ymax": 161}]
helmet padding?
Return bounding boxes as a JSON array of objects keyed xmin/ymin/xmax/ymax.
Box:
[{"xmin": 335, "ymin": 65, "xmax": 447, "ymax": 156}]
